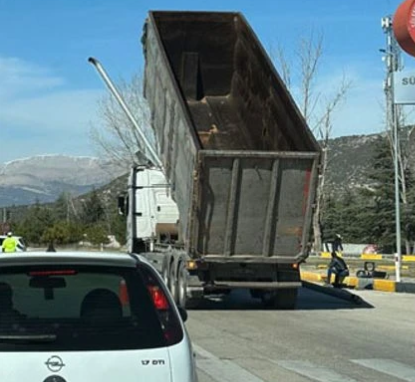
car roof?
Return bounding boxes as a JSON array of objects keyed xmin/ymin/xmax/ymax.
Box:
[{"xmin": 0, "ymin": 251, "xmax": 150, "ymax": 268}]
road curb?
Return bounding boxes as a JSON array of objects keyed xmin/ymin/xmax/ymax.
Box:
[
  {"xmin": 300, "ymin": 271, "xmax": 415, "ymax": 294},
  {"xmin": 311, "ymin": 253, "xmax": 415, "ymax": 262}
]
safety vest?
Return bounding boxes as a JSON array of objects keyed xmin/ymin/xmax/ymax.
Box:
[{"xmin": 2, "ymin": 237, "xmax": 17, "ymax": 253}]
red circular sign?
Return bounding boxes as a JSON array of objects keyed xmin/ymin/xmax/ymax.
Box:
[{"xmin": 394, "ymin": 0, "xmax": 415, "ymax": 56}]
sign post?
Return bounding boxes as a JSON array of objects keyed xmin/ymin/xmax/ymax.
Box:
[
  {"xmin": 392, "ymin": 0, "xmax": 415, "ymax": 283},
  {"xmin": 381, "ymin": 15, "xmax": 403, "ymax": 283}
]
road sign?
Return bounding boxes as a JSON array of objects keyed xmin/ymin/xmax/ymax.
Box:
[{"xmin": 394, "ymin": 70, "xmax": 415, "ymax": 104}]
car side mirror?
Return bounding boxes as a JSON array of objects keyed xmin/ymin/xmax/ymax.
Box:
[{"xmin": 178, "ymin": 306, "xmax": 188, "ymax": 322}]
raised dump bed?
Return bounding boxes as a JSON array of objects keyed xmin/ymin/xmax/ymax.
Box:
[{"xmin": 143, "ymin": 11, "xmax": 320, "ymax": 262}]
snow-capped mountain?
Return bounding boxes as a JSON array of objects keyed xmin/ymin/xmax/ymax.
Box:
[{"xmin": 0, "ymin": 155, "xmax": 126, "ymax": 207}]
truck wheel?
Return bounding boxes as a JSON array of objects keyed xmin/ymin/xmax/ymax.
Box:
[
  {"xmin": 275, "ymin": 288, "xmax": 298, "ymax": 310},
  {"xmin": 178, "ymin": 262, "xmax": 187, "ymax": 308},
  {"xmin": 169, "ymin": 262, "xmax": 179, "ymax": 303},
  {"xmin": 161, "ymin": 257, "xmax": 170, "ymax": 287},
  {"xmin": 178, "ymin": 262, "xmax": 201, "ymax": 309}
]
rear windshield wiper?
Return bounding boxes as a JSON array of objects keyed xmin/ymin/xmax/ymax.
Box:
[{"xmin": 0, "ymin": 334, "xmax": 57, "ymax": 343}]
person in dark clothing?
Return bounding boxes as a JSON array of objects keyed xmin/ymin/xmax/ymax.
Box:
[
  {"xmin": 324, "ymin": 233, "xmax": 344, "ymax": 253},
  {"xmin": 46, "ymin": 241, "xmax": 56, "ymax": 252},
  {"xmin": 327, "ymin": 251, "xmax": 349, "ymax": 287},
  {"xmin": 332, "ymin": 234, "xmax": 343, "ymax": 253},
  {"xmin": 319, "ymin": 222, "xmax": 331, "ymax": 252}
]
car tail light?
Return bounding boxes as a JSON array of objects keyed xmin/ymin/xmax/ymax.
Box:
[
  {"xmin": 138, "ymin": 264, "xmax": 184, "ymax": 346},
  {"xmin": 148, "ymin": 285, "xmax": 169, "ymax": 310},
  {"xmin": 147, "ymin": 284, "xmax": 181, "ymax": 345},
  {"xmin": 119, "ymin": 279, "xmax": 129, "ymax": 306}
]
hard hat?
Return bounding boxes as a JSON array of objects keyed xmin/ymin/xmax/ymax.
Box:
[
  {"xmin": 7, "ymin": 232, "xmax": 12, "ymax": 237},
  {"xmin": 336, "ymin": 234, "xmax": 342, "ymax": 239}
]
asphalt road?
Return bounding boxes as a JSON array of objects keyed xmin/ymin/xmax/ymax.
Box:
[{"xmin": 186, "ymin": 287, "xmax": 415, "ymax": 382}]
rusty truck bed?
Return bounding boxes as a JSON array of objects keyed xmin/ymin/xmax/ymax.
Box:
[{"xmin": 143, "ymin": 11, "xmax": 321, "ymax": 262}]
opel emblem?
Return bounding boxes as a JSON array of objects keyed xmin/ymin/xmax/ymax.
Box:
[{"xmin": 45, "ymin": 356, "xmax": 65, "ymax": 372}]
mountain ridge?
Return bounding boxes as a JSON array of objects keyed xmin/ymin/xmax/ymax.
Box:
[{"xmin": 0, "ymin": 155, "xmax": 126, "ymax": 207}]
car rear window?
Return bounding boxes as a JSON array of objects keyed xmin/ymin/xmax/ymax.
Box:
[{"xmin": 0, "ymin": 263, "xmax": 183, "ymax": 351}]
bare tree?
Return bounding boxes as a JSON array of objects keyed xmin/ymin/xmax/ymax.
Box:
[
  {"xmin": 272, "ymin": 33, "xmax": 351, "ymax": 251},
  {"xmin": 299, "ymin": 33, "xmax": 323, "ymax": 125},
  {"xmin": 90, "ymin": 74, "xmax": 155, "ymax": 170},
  {"xmin": 312, "ymin": 77, "xmax": 352, "ymax": 251}
]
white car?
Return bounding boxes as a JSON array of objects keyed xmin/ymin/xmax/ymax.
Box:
[
  {"xmin": 0, "ymin": 251, "xmax": 197, "ymax": 382},
  {"xmin": 0, "ymin": 235, "xmax": 26, "ymax": 252}
]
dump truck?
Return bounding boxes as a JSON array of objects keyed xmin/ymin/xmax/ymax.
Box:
[{"xmin": 91, "ymin": 11, "xmax": 321, "ymax": 309}]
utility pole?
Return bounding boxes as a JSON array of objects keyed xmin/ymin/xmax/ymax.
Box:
[{"xmin": 381, "ymin": 15, "xmax": 403, "ymax": 282}]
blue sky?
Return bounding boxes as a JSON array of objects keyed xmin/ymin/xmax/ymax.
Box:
[{"xmin": 0, "ymin": 0, "xmax": 411, "ymax": 162}]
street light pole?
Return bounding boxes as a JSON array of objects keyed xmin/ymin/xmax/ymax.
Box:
[{"xmin": 382, "ymin": 15, "xmax": 402, "ymax": 282}]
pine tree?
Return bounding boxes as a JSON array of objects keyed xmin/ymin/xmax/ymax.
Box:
[
  {"xmin": 18, "ymin": 202, "xmax": 55, "ymax": 245},
  {"xmin": 81, "ymin": 189, "xmax": 105, "ymax": 226},
  {"xmin": 54, "ymin": 192, "xmax": 70, "ymax": 222},
  {"xmin": 322, "ymin": 188, "xmax": 364, "ymax": 244},
  {"xmin": 85, "ymin": 224, "xmax": 110, "ymax": 246},
  {"xmin": 357, "ymin": 136, "xmax": 406, "ymax": 252},
  {"xmin": 41, "ymin": 221, "xmax": 84, "ymax": 245},
  {"xmin": 110, "ymin": 211, "xmax": 126, "ymax": 246}
]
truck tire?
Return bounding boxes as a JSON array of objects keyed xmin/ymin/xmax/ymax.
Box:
[
  {"xmin": 161, "ymin": 257, "xmax": 170, "ymax": 287},
  {"xmin": 178, "ymin": 262, "xmax": 201, "ymax": 309},
  {"xmin": 177, "ymin": 262, "xmax": 188, "ymax": 308},
  {"xmin": 169, "ymin": 262, "xmax": 179, "ymax": 303}
]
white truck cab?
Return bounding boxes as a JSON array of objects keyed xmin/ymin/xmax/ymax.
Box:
[{"xmin": 122, "ymin": 166, "xmax": 180, "ymax": 253}]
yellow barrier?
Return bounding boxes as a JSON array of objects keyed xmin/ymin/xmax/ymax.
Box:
[
  {"xmin": 320, "ymin": 252, "xmax": 343, "ymax": 258},
  {"xmin": 346, "ymin": 277, "xmax": 359, "ymax": 288},
  {"xmin": 301, "ymin": 270, "xmax": 400, "ymax": 292},
  {"xmin": 361, "ymin": 254, "xmax": 383, "ymax": 260},
  {"xmin": 373, "ymin": 279, "xmax": 396, "ymax": 292},
  {"xmin": 300, "ymin": 271, "xmax": 325, "ymax": 282},
  {"xmin": 317, "ymin": 253, "xmax": 415, "ymax": 262},
  {"xmin": 378, "ymin": 265, "xmax": 409, "ymax": 270}
]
